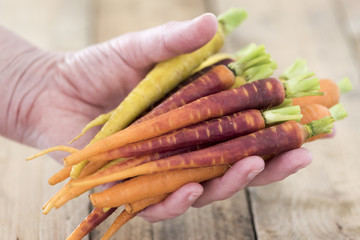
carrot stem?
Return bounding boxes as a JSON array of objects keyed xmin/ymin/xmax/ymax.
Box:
[
  {"xmin": 280, "ymin": 58, "xmax": 309, "ymax": 81},
  {"xmin": 305, "ymin": 116, "xmax": 335, "ymax": 138},
  {"xmin": 262, "ymin": 105, "xmax": 302, "ymax": 124},
  {"xmin": 329, "ymin": 103, "xmax": 348, "ymax": 121},
  {"xmin": 337, "ymin": 76, "xmax": 352, "ymax": 94}
]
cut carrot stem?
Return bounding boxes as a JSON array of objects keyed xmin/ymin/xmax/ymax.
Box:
[
  {"xmin": 87, "ymin": 106, "xmax": 302, "ymax": 162},
  {"xmin": 124, "ymin": 194, "xmax": 169, "ymax": 214},
  {"xmin": 69, "ymin": 8, "xmax": 248, "ymax": 179},
  {"xmin": 65, "ymin": 72, "xmax": 320, "ymax": 167},
  {"xmin": 66, "ymin": 207, "xmax": 117, "ymax": 240},
  {"xmin": 73, "ymin": 118, "xmax": 334, "ymax": 190},
  {"xmin": 100, "ymin": 210, "xmax": 137, "ymax": 240},
  {"xmin": 25, "ymin": 146, "xmax": 78, "ymax": 161},
  {"xmin": 48, "ymin": 166, "xmax": 72, "ymax": 185},
  {"xmin": 279, "ymin": 58, "xmax": 309, "ymax": 81},
  {"xmin": 337, "ymin": 76, "xmax": 352, "ymax": 94},
  {"xmin": 90, "ymin": 165, "xmax": 229, "ymax": 208}
]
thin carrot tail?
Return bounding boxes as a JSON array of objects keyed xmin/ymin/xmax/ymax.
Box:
[
  {"xmin": 25, "ymin": 146, "xmax": 78, "ymax": 161},
  {"xmin": 66, "ymin": 207, "xmax": 117, "ymax": 240},
  {"xmin": 101, "ymin": 210, "xmax": 137, "ymax": 240},
  {"xmin": 68, "ymin": 110, "xmax": 114, "ymax": 144},
  {"xmin": 48, "ymin": 166, "xmax": 72, "ymax": 185}
]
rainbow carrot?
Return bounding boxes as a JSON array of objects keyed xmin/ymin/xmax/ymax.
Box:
[
  {"xmin": 90, "ymin": 165, "xmax": 230, "ymax": 208},
  {"xmin": 69, "ymin": 8, "xmax": 248, "ymax": 179},
  {"xmin": 53, "ymin": 146, "xmax": 202, "ymax": 210},
  {"xmin": 72, "ymin": 117, "xmax": 334, "ymax": 190},
  {"xmin": 292, "ymin": 77, "xmax": 352, "ymax": 108},
  {"xmin": 64, "ymin": 73, "xmax": 321, "ymax": 166},
  {"xmin": 87, "ymin": 106, "xmax": 302, "ymax": 162},
  {"xmin": 66, "ymin": 207, "xmax": 117, "ymax": 240}
]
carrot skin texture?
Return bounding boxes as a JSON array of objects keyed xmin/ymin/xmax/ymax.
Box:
[
  {"xmin": 90, "ymin": 165, "xmax": 229, "ymax": 208},
  {"xmin": 64, "ymin": 78, "xmax": 285, "ymax": 166},
  {"xmin": 134, "ymin": 59, "xmax": 235, "ymax": 124},
  {"xmin": 74, "ymin": 121, "xmax": 306, "ymax": 189},
  {"xmin": 292, "ymin": 78, "xmax": 340, "ymax": 108},
  {"xmin": 89, "ymin": 109, "xmax": 266, "ymax": 162},
  {"xmin": 66, "ymin": 207, "xmax": 116, "ymax": 240}
]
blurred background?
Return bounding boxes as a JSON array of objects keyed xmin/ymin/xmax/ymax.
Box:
[{"xmin": 1, "ymin": 0, "xmax": 359, "ymax": 239}]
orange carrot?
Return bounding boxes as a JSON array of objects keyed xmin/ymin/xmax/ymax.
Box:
[
  {"xmin": 101, "ymin": 194, "xmax": 168, "ymax": 240},
  {"xmin": 124, "ymin": 194, "xmax": 169, "ymax": 214},
  {"xmin": 87, "ymin": 106, "xmax": 302, "ymax": 162},
  {"xmin": 72, "ymin": 117, "xmax": 334, "ymax": 190},
  {"xmin": 300, "ymin": 103, "xmax": 347, "ymax": 141},
  {"xmin": 66, "ymin": 207, "xmax": 117, "ymax": 240},
  {"xmin": 292, "ymin": 77, "xmax": 352, "ymax": 108},
  {"xmin": 48, "ymin": 166, "xmax": 72, "ymax": 185},
  {"xmin": 90, "ymin": 165, "xmax": 229, "ymax": 208}
]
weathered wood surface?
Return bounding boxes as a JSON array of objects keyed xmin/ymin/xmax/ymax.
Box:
[{"xmin": 0, "ymin": 0, "xmax": 359, "ymax": 239}]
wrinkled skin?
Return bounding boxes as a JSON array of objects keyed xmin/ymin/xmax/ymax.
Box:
[{"xmin": 0, "ymin": 13, "xmax": 312, "ymax": 222}]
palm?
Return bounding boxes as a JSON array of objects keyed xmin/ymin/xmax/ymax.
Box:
[{"xmin": 26, "ymin": 45, "xmax": 151, "ymax": 152}]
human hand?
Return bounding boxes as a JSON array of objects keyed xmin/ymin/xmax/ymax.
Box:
[
  {"xmin": 138, "ymin": 147, "xmax": 312, "ymax": 222},
  {"xmin": 0, "ymin": 13, "xmax": 218, "ymax": 154}
]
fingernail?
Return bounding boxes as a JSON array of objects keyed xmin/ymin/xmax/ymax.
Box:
[
  {"xmin": 188, "ymin": 192, "xmax": 202, "ymax": 202},
  {"xmin": 247, "ymin": 168, "xmax": 263, "ymax": 180}
]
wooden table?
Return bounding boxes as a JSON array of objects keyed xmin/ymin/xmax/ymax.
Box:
[{"xmin": 1, "ymin": 0, "xmax": 360, "ymax": 239}]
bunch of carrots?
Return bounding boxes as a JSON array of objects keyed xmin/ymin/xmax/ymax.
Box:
[{"xmin": 26, "ymin": 8, "xmax": 352, "ymax": 240}]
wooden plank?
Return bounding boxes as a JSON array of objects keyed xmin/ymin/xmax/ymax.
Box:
[
  {"xmin": 93, "ymin": 0, "xmax": 207, "ymax": 43},
  {"xmin": 208, "ymin": 0, "xmax": 360, "ymax": 239},
  {"xmin": 0, "ymin": 137, "xmax": 91, "ymax": 240},
  {"xmin": 0, "ymin": 0, "xmax": 94, "ymax": 239}
]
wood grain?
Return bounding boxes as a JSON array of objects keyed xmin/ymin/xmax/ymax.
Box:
[{"xmin": 1, "ymin": 0, "xmax": 360, "ymax": 239}]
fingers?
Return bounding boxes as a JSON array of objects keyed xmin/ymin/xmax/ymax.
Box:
[
  {"xmin": 248, "ymin": 147, "xmax": 312, "ymax": 186},
  {"xmin": 192, "ymin": 156, "xmax": 265, "ymax": 208},
  {"xmin": 138, "ymin": 182, "xmax": 203, "ymax": 223},
  {"xmin": 108, "ymin": 13, "xmax": 218, "ymax": 70}
]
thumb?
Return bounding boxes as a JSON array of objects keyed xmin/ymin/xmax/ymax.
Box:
[{"xmin": 104, "ymin": 13, "xmax": 218, "ymax": 70}]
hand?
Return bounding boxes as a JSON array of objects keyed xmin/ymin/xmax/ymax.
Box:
[
  {"xmin": 0, "ymin": 13, "xmax": 218, "ymax": 154},
  {"xmin": 138, "ymin": 147, "xmax": 312, "ymax": 222}
]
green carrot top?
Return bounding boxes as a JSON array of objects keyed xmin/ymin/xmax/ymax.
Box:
[
  {"xmin": 305, "ymin": 116, "xmax": 335, "ymax": 138},
  {"xmin": 217, "ymin": 8, "xmax": 248, "ymax": 36},
  {"xmin": 228, "ymin": 43, "xmax": 277, "ymax": 83}
]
